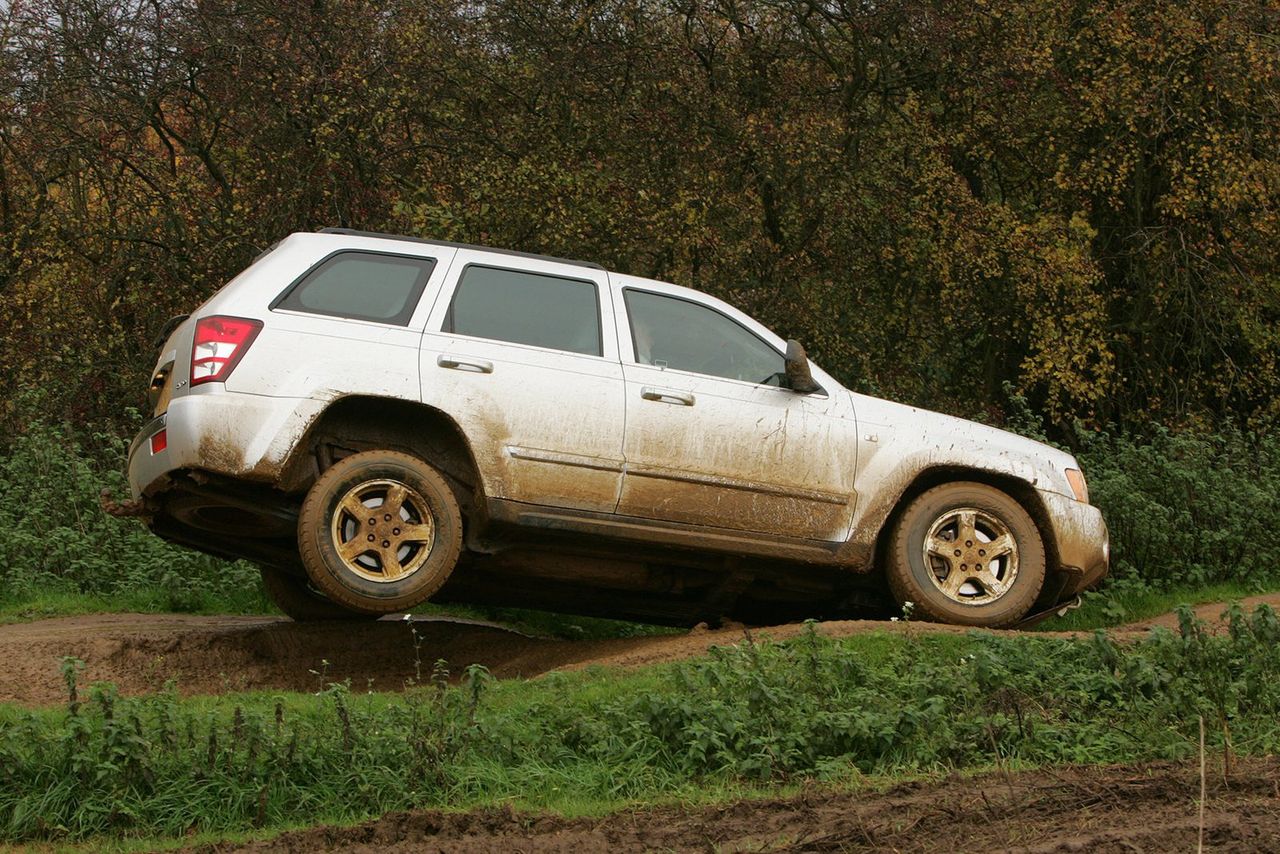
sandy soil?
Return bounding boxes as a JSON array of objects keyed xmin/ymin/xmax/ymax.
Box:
[
  {"xmin": 189, "ymin": 757, "xmax": 1280, "ymax": 853},
  {"xmin": 2, "ymin": 592, "xmax": 1279, "ymax": 707}
]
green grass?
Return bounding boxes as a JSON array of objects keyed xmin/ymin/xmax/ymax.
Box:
[
  {"xmin": 0, "ymin": 588, "xmax": 275, "ymax": 627},
  {"xmin": 4, "ymin": 607, "xmax": 1280, "ymax": 845},
  {"xmin": 1040, "ymin": 578, "xmax": 1280, "ymax": 633}
]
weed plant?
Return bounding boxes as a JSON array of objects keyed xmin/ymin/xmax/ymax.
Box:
[
  {"xmin": 0, "ymin": 421, "xmax": 264, "ymax": 614},
  {"xmin": 1077, "ymin": 426, "xmax": 1280, "ymax": 592},
  {"xmin": 2, "ymin": 607, "xmax": 1279, "ymax": 843}
]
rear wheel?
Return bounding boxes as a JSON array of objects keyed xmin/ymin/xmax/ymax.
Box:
[
  {"xmin": 887, "ymin": 482, "xmax": 1045, "ymax": 627},
  {"xmin": 297, "ymin": 450, "xmax": 463, "ymax": 614},
  {"xmin": 258, "ymin": 566, "xmax": 371, "ymax": 621}
]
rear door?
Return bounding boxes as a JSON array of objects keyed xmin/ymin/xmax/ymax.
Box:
[
  {"xmin": 420, "ymin": 252, "xmax": 625, "ymax": 513},
  {"xmin": 612, "ymin": 281, "xmax": 858, "ymax": 541}
]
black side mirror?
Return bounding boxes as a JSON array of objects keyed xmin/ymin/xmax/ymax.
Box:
[{"xmin": 784, "ymin": 339, "xmax": 823, "ymax": 394}]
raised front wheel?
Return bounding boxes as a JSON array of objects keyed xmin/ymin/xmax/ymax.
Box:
[
  {"xmin": 297, "ymin": 450, "xmax": 463, "ymax": 614},
  {"xmin": 887, "ymin": 482, "xmax": 1045, "ymax": 627}
]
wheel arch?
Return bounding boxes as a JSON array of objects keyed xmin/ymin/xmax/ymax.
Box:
[
  {"xmin": 276, "ymin": 395, "xmax": 485, "ymax": 523},
  {"xmin": 872, "ymin": 466, "xmax": 1064, "ymax": 592}
]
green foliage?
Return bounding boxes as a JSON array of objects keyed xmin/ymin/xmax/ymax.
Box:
[
  {"xmin": 5, "ymin": 611, "xmax": 1280, "ymax": 843},
  {"xmin": 1078, "ymin": 427, "xmax": 1280, "ymax": 591},
  {"xmin": 0, "ymin": 421, "xmax": 262, "ymax": 613}
]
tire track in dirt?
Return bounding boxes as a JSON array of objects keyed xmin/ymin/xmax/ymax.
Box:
[
  {"xmin": 191, "ymin": 757, "xmax": 1280, "ymax": 853},
  {"xmin": 3, "ymin": 593, "xmax": 1279, "ymax": 707}
]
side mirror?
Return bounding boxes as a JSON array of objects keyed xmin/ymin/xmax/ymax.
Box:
[{"xmin": 784, "ymin": 339, "xmax": 823, "ymax": 394}]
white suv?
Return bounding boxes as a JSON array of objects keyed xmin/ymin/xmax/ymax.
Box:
[{"xmin": 124, "ymin": 229, "xmax": 1108, "ymax": 627}]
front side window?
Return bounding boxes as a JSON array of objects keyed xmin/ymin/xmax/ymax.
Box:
[
  {"xmin": 624, "ymin": 289, "xmax": 785, "ymax": 385},
  {"xmin": 275, "ymin": 252, "xmax": 436, "ymax": 325},
  {"xmin": 444, "ymin": 265, "xmax": 601, "ymax": 356}
]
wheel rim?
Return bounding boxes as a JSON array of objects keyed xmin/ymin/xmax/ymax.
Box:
[
  {"xmin": 329, "ymin": 479, "xmax": 436, "ymax": 583},
  {"xmin": 922, "ymin": 507, "xmax": 1019, "ymax": 606}
]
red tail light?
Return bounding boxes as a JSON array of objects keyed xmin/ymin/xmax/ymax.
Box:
[{"xmin": 191, "ymin": 316, "xmax": 263, "ymax": 385}]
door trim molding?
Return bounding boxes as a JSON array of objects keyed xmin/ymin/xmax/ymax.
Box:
[
  {"xmin": 625, "ymin": 463, "xmax": 850, "ymax": 505},
  {"xmin": 506, "ymin": 445, "xmax": 625, "ymax": 473}
]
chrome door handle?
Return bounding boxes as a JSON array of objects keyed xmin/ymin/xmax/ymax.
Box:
[
  {"xmin": 641, "ymin": 386, "xmax": 695, "ymax": 406},
  {"xmin": 437, "ymin": 355, "xmax": 493, "ymax": 374}
]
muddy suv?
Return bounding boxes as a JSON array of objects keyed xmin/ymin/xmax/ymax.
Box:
[{"xmin": 125, "ymin": 228, "xmax": 1108, "ymax": 628}]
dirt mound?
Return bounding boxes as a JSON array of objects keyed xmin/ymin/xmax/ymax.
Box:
[
  {"xmin": 191, "ymin": 757, "xmax": 1280, "ymax": 853},
  {"xmin": 4, "ymin": 592, "xmax": 1279, "ymax": 707}
]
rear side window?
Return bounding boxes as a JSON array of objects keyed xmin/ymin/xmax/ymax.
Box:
[
  {"xmin": 275, "ymin": 252, "xmax": 436, "ymax": 325},
  {"xmin": 443, "ymin": 265, "xmax": 601, "ymax": 356}
]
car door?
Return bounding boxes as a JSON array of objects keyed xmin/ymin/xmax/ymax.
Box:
[
  {"xmin": 612, "ymin": 279, "xmax": 858, "ymax": 541},
  {"xmin": 420, "ymin": 251, "xmax": 625, "ymax": 514}
]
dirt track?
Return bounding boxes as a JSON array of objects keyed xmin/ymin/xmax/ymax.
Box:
[
  {"xmin": 195, "ymin": 757, "xmax": 1280, "ymax": 853},
  {"xmin": 3, "ymin": 593, "xmax": 1280, "ymax": 707}
]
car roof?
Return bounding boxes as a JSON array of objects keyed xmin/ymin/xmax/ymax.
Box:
[{"xmin": 316, "ymin": 228, "xmax": 606, "ymax": 272}]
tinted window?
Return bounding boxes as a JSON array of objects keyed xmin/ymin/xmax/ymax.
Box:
[
  {"xmin": 444, "ymin": 265, "xmax": 601, "ymax": 356},
  {"xmin": 276, "ymin": 252, "xmax": 436, "ymax": 325},
  {"xmin": 624, "ymin": 289, "xmax": 785, "ymax": 384}
]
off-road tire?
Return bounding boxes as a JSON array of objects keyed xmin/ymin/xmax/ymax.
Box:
[
  {"xmin": 258, "ymin": 566, "xmax": 372, "ymax": 621},
  {"xmin": 298, "ymin": 450, "xmax": 463, "ymax": 614},
  {"xmin": 887, "ymin": 481, "xmax": 1045, "ymax": 628}
]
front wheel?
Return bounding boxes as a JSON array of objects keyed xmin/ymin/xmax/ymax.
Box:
[
  {"xmin": 886, "ymin": 482, "xmax": 1045, "ymax": 627},
  {"xmin": 297, "ymin": 450, "xmax": 463, "ymax": 614}
]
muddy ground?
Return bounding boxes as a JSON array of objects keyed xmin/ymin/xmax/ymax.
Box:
[
  {"xmin": 193, "ymin": 757, "xmax": 1280, "ymax": 853},
  {"xmin": 6, "ymin": 596, "xmax": 1280, "ymax": 852},
  {"xmin": 2, "ymin": 593, "xmax": 1279, "ymax": 707}
]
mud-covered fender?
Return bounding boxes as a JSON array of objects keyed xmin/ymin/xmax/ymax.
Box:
[{"xmin": 835, "ymin": 393, "xmax": 1081, "ymax": 569}]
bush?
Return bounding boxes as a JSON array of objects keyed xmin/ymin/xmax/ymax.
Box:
[
  {"xmin": 1078, "ymin": 427, "xmax": 1280, "ymax": 591},
  {"xmin": 0, "ymin": 421, "xmax": 260, "ymax": 611}
]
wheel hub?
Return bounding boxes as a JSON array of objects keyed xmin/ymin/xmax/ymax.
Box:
[
  {"xmin": 922, "ymin": 507, "xmax": 1019, "ymax": 606},
  {"xmin": 329, "ymin": 479, "xmax": 436, "ymax": 583}
]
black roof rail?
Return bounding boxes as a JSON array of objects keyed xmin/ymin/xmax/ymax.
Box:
[{"xmin": 315, "ymin": 228, "xmax": 606, "ymax": 271}]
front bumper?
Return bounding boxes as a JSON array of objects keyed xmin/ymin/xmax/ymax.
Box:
[
  {"xmin": 1038, "ymin": 489, "xmax": 1110, "ymax": 596},
  {"xmin": 127, "ymin": 389, "xmax": 323, "ymax": 499}
]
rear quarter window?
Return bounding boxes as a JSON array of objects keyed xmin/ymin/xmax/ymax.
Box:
[{"xmin": 274, "ymin": 251, "xmax": 437, "ymax": 325}]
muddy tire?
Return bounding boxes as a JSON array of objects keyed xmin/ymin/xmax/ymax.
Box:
[
  {"xmin": 298, "ymin": 450, "xmax": 463, "ymax": 615},
  {"xmin": 887, "ymin": 482, "xmax": 1045, "ymax": 628},
  {"xmin": 259, "ymin": 566, "xmax": 372, "ymax": 621}
]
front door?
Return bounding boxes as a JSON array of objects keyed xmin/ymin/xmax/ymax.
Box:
[{"xmin": 613, "ymin": 285, "xmax": 857, "ymax": 541}]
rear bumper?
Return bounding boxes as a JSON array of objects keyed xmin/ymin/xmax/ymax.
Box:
[
  {"xmin": 1039, "ymin": 489, "xmax": 1109, "ymax": 596},
  {"xmin": 127, "ymin": 389, "xmax": 323, "ymax": 499}
]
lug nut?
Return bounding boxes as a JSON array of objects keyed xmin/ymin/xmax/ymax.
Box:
[
  {"xmin": 384, "ymin": 514, "xmax": 392, "ymax": 522},
  {"xmin": 393, "ymin": 527, "xmax": 401, "ymax": 535},
  {"xmin": 381, "ymin": 539, "xmax": 390, "ymax": 548},
  {"xmin": 965, "ymin": 540, "xmax": 973, "ymax": 547},
  {"xmin": 979, "ymin": 549, "xmax": 986, "ymax": 556},
  {"xmin": 369, "ymin": 518, "xmax": 376, "ymax": 525},
  {"xmin": 367, "ymin": 534, "xmax": 375, "ymax": 542},
  {"xmin": 954, "ymin": 549, "xmax": 961, "ymax": 556}
]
